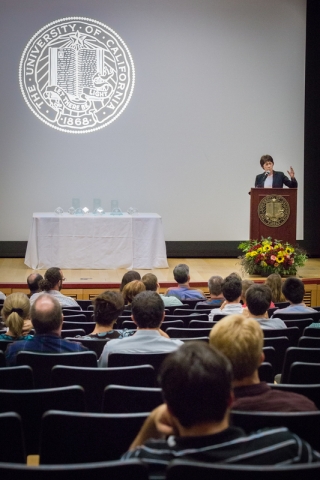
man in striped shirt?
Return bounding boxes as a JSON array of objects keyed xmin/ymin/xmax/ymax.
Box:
[{"xmin": 122, "ymin": 343, "xmax": 320, "ymax": 479}]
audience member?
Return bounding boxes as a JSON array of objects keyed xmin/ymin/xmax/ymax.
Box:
[
  {"xmin": 196, "ymin": 275, "xmax": 224, "ymax": 308},
  {"xmin": 245, "ymin": 284, "xmax": 286, "ymax": 329},
  {"xmin": 240, "ymin": 279, "xmax": 254, "ymax": 307},
  {"xmin": 265, "ymin": 273, "xmax": 285, "ymax": 303},
  {"xmin": 122, "ymin": 280, "xmax": 146, "ymax": 309},
  {"xmin": 78, "ymin": 291, "xmax": 129, "ymax": 339},
  {"xmin": 120, "ymin": 271, "xmax": 141, "ymax": 292},
  {"xmin": 142, "ymin": 273, "xmax": 183, "ymax": 307},
  {"xmin": 122, "ymin": 342, "xmax": 320, "ymax": 479},
  {"xmin": 27, "ymin": 273, "xmax": 43, "ymax": 298},
  {"xmin": 209, "ymin": 314, "xmax": 316, "ymax": 411},
  {"xmin": 209, "ymin": 275, "xmax": 243, "ymax": 321},
  {"xmin": 30, "ymin": 267, "xmax": 79, "ymax": 308},
  {"xmin": 6, "ymin": 294, "xmax": 87, "ymax": 366},
  {"xmin": 165, "ymin": 264, "xmax": 205, "ymax": 301},
  {"xmin": 0, "ymin": 291, "xmax": 6, "ymax": 301},
  {"xmin": 0, "ymin": 293, "xmax": 33, "ymax": 340},
  {"xmin": 99, "ymin": 291, "xmax": 182, "ymax": 367},
  {"xmin": 272, "ymin": 277, "xmax": 317, "ymax": 315}
]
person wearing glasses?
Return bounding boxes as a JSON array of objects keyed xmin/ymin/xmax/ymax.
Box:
[{"xmin": 29, "ymin": 267, "xmax": 79, "ymax": 308}]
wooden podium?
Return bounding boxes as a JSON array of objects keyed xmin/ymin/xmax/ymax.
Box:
[{"xmin": 250, "ymin": 188, "xmax": 297, "ymax": 244}]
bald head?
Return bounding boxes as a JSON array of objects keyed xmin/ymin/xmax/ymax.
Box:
[{"xmin": 30, "ymin": 294, "xmax": 63, "ymax": 334}]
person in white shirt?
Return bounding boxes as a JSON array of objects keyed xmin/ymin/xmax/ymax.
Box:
[
  {"xmin": 29, "ymin": 267, "xmax": 79, "ymax": 309},
  {"xmin": 209, "ymin": 275, "xmax": 243, "ymax": 321}
]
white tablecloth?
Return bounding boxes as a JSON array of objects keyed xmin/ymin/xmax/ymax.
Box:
[{"xmin": 25, "ymin": 213, "xmax": 168, "ymax": 270}]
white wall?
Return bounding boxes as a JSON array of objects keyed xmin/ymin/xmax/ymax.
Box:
[{"xmin": 0, "ymin": 0, "xmax": 306, "ymax": 241}]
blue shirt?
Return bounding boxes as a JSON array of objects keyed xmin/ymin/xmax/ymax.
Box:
[
  {"xmin": 166, "ymin": 286, "xmax": 205, "ymax": 301},
  {"xmin": 6, "ymin": 333, "xmax": 87, "ymax": 366}
]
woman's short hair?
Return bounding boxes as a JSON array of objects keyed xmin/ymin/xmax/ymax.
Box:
[
  {"xmin": 209, "ymin": 314, "xmax": 263, "ymax": 380},
  {"xmin": 260, "ymin": 154, "xmax": 274, "ymax": 168},
  {"xmin": 1, "ymin": 292, "xmax": 30, "ymax": 337},
  {"xmin": 122, "ymin": 280, "xmax": 146, "ymax": 305},
  {"xmin": 93, "ymin": 291, "xmax": 124, "ymax": 326}
]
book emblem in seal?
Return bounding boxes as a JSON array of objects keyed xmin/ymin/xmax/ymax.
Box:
[{"xmin": 19, "ymin": 17, "xmax": 135, "ymax": 133}]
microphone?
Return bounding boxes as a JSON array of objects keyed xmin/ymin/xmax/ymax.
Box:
[{"xmin": 264, "ymin": 170, "xmax": 271, "ymax": 177}]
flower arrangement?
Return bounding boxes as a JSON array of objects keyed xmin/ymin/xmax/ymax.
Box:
[{"xmin": 238, "ymin": 237, "xmax": 307, "ymax": 276}]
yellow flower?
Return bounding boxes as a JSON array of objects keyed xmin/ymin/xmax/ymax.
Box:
[
  {"xmin": 277, "ymin": 251, "xmax": 285, "ymax": 258},
  {"xmin": 256, "ymin": 247, "xmax": 262, "ymax": 253},
  {"xmin": 277, "ymin": 257, "xmax": 284, "ymax": 263},
  {"xmin": 261, "ymin": 261, "xmax": 267, "ymax": 267},
  {"xmin": 262, "ymin": 239, "xmax": 271, "ymax": 246},
  {"xmin": 263, "ymin": 245, "xmax": 271, "ymax": 252},
  {"xmin": 285, "ymin": 247, "xmax": 294, "ymax": 254},
  {"xmin": 250, "ymin": 251, "xmax": 258, "ymax": 257}
]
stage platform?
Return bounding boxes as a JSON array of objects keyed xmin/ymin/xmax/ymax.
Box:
[{"xmin": 1, "ymin": 257, "xmax": 320, "ymax": 306}]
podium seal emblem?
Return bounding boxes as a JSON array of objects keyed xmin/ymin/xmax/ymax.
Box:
[
  {"xmin": 258, "ymin": 195, "xmax": 290, "ymax": 227},
  {"xmin": 19, "ymin": 17, "xmax": 135, "ymax": 133}
]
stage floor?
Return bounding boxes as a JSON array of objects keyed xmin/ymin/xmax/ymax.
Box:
[{"xmin": 1, "ymin": 257, "xmax": 320, "ymax": 285}]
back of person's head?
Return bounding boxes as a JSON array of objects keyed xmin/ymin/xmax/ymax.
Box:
[
  {"xmin": 1, "ymin": 293, "xmax": 30, "ymax": 337},
  {"xmin": 159, "ymin": 342, "xmax": 233, "ymax": 428},
  {"xmin": 93, "ymin": 291, "xmax": 124, "ymax": 326},
  {"xmin": 39, "ymin": 267, "xmax": 62, "ymax": 291},
  {"xmin": 221, "ymin": 275, "xmax": 242, "ymax": 302},
  {"xmin": 120, "ymin": 271, "xmax": 141, "ymax": 292},
  {"xmin": 282, "ymin": 277, "xmax": 305, "ymax": 304},
  {"xmin": 241, "ymin": 279, "xmax": 254, "ymax": 302},
  {"xmin": 173, "ymin": 264, "xmax": 189, "ymax": 284},
  {"xmin": 209, "ymin": 314, "xmax": 263, "ymax": 381},
  {"xmin": 246, "ymin": 284, "xmax": 272, "ymax": 316},
  {"xmin": 27, "ymin": 273, "xmax": 43, "ymax": 294},
  {"xmin": 142, "ymin": 273, "xmax": 158, "ymax": 292},
  {"xmin": 208, "ymin": 276, "xmax": 223, "ymax": 296},
  {"xmin": 30, "ymin": 294, "xmax": 62, "ymax": 334},
  {"xmin": 265, "ymin": 273, "xmax": 284, "ymax": 303},
  {"xmin": 131, "ymin": 291, "xmax": 164, "ymax": 328},
  {"xmin": 122, "ymin": 280, "xmax": 146, "ymax": 305}
]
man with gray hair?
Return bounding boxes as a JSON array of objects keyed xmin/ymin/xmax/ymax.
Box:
[
  {"xmin": 6, "ymin": 294, "xmax": 87, "ymax": 366},
  {"xmin": 196, "ymin": 275, "xmax": 224, "ymax": 308},
  {"xmin": 165, "ymin": 264, "xmax": 205, "ymax": 301}
]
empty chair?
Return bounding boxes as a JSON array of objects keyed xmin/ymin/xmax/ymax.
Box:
[
  {"xmin": 282, "ymin": 318, "xmax": 315, "ymax": 335},
  {"xmin": 0, "ymin": 339, "xmax": 14, "ymax": 353},
  {"xmin": 231, "ymin": 410, "xmax": 320, "ymax": 451},
  {"xmin": 210, "ymin": 313, "xmax": 228, "ymax": 321},
  {"xmin": 65, "ymin": 337, "xmax": 110, "ymax": 357},
  {"xmin": 51, "ymin": 364, "xmax": 156, "ymax": 412},
  {"xmin": 40, "ymin": 410, "xmax": 149, "ymax": 463},
  {"xmin": 299, "ymin": 336, "xmax": 320, "ymax": 348},
  {"xmin": 0, "ymin": 412, "xmax": 26, "ymax": 463},
  {"xmin": 161, "ymin": 320, "xmax": 185, "ymax": 331},
  {"xmin": 288, "ymin": 362, "xmax": 320, "ymax": 384},
  {"xmin": 61, "ymin": 320, "xmax": 96, "ymax": 334},
  {"xmin": 0, "ymin": 351, "xmax": 5, "ymax": 367},
  {"xmin": 76, "ymin": 299, "xmax": 93, "ymax": 310},
  {"xmin": 173, "ymin": 308, "xmax": 202, "ymax": 316},
  {"xmin": 163, "ymin": 304, "xmax": 190, "ymax": 314},
  {"xmin": 166, "ymin": 460, "xmax": 320, "ymax": 480},
  {"xmin": 263, "ymin": 327, "xmax": 300, "ymax": 347},
  {"xmin": 16, "ymin": 351, "xmax": 97, "ymax": 388},
  {"xmin": 269, "ymin": 383, "xmax": 320, "ymax": 409},
  {"xmin": 189, "ymin": 320, "xmax": 216, "ymax": 328},
  {"xmin": 0, "ymin": 365, "xmax": 34, "ymax": 389},
  {"xmin": 263, "ymin": 337, "xmax": 290, "ymax": 374},
  {"xmin": 102, "ymin": 385, "xmax": 163, "ymax": 413},
  {"xmin": 258, "ymin": 362, "xmax": 274, "ymax": 383},
  {"xmin": 275, "ymin": 312, "xmax": 320, "ymax": 322},
  {"xmin": 262, "ymin": 346, "xmax": 275, "ymax": 370},
  {"xmin": 166, "ymin": 328, "xmax": 211, "ymax": 339},
  {"xmin": 181, "ymin": 299, "xmax": 205, "ymax": 309},
  {"xmin": 61, "ymin": 328, "xmax": 86, "ymax": 338},
  {"xmin": 63, "ymin": 310, "xmax": 94, "ymax": 321},
  {"xmin": 164, "ymin": 314, "xmax": 208, "ymax": 327},
  {"xmin": 0, "ymin": 385, "xmax": 85, "ymax": 455},
  {"xmin": 304, "ymin": 327, "xmax": 320, "ymax": 337},
  {"xmin": 280, "ymin": 347, "xmax": 320, "ymax": 384},
  {"xmin": 0, "ymin": 459, "xmax": 148, "ymax": 480},
  {"xmin": 108, "ymin": 352, "xmax": 170, "ymax": 375}
]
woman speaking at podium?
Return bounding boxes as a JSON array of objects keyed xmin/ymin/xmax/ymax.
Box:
[{"xmin": 255, "ymin": 155, "xmax": 298, "ymax": 188}]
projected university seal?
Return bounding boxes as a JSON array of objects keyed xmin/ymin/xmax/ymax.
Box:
[{"xmin": 19, "ymin": 17, "xmax": 135, "ymax": 133}]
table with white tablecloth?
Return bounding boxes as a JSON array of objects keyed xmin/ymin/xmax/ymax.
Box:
[{"xmin": 24, "ymin": 213, "xmax": 168, "ymax": 270}]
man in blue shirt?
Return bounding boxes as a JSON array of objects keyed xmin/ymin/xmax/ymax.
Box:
[
  {"xmin": 165, "ymin": 264, "xmax": 205, "ymax": 301},
  {"xmin": 6, "ymin": 293, "xmax": 87, "ymax": 366}
]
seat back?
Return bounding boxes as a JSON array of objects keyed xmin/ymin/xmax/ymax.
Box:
[
  {"xmin": 65, "ymin": 337, "xmax": 110, "ymax": 357},
  {"xmin": 102, "ymin": 385, "xmax": 163, "ymax": 413},
  {"xmin": 303, "ymin": 327, "xmax": 320, "ymax": 337},
  {"xmin": 231, "ymin": 409, "xmax": 320, "ymax": 451},
  {"xmin": 298, "ymin": 336, "xmax": 320, "ymax": 348},
  {"xmin": 263, "ymin": 337, "xmax": 290, "ymax": 374},
  {"xmin": 288, "ymin": 362, "xmax": 320, "ymax": 384},
  {"xmin": 164, "ymin": 314, "xmax": 208, "ymax": 327},
  {"xmin": 276, "ymin": 312, "xmax": 320, "ymax": 321},
  {"xmin": 188, "ymin": 320, "xmax": 216, "ymax": 328},
  {"xmin": 16, "ymin": 351, "xmax": 97, "ymax": 388},
  {"xmin": 281, "ymin": 347, "xmax": 320, "ymax": 383},
  {"xmin": 263, "ymin": 327, "xmax": 300, "ymax": 346},
  {"xmin": 0, "ymin": 459, "xmax": 148, "ymax": 480},
  {"xmin": 0, "ymin": 350, "xmax": 7, "ymax": 366},
  {"xmin": 0, "ymin": 386, "xmax": 85, "ymax": 455},
  {"xmin": 282, "ymin": 318, "xmax": 315, "ymax": 335},
  {"xmin": 269, "ymin": 382, "xmax": 320, "ymax": 409},
  {"xmin": 166, "ymin": 460, "xmax": 320, "ymax": 480},
  {"xmin": 63, "ymin": 310, "xmax": 94, "ymax": 321},
  {"xmin": 0, "ymin": 412, "xmax": 26, "ymax": 463},
  {"xmin": 62, "ymin": 321, "xmax": 95, "ymax": 334},
  {"xmin": 0, "ymin": 339, "xmax": 14, "ymax": 353},
  {"xmin": 0, "ymin": 366, "xmax": 34, "ymax": 389},
  {"xmin": 51, "ymin": 364, "xmax": 156, "ymax": 412},
  {"xmin": 258, "ymin": 362, "xmax": 274, "ymax": 383},
  {"xmin": 40, "ymin": 410, "xmax": 149, "ymax": 463},
  {"xmin": 166, "ymin": 328, "xmax": 211, "ymax": 339},
  {"xmin": 108, "ymin": 352, "xmax": 169, "ymax": 375}
]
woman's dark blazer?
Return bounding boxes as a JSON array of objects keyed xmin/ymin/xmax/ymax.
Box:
[{"xmin": 255, "ymin": 171, "xmax": 298, "ymax": 188}]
